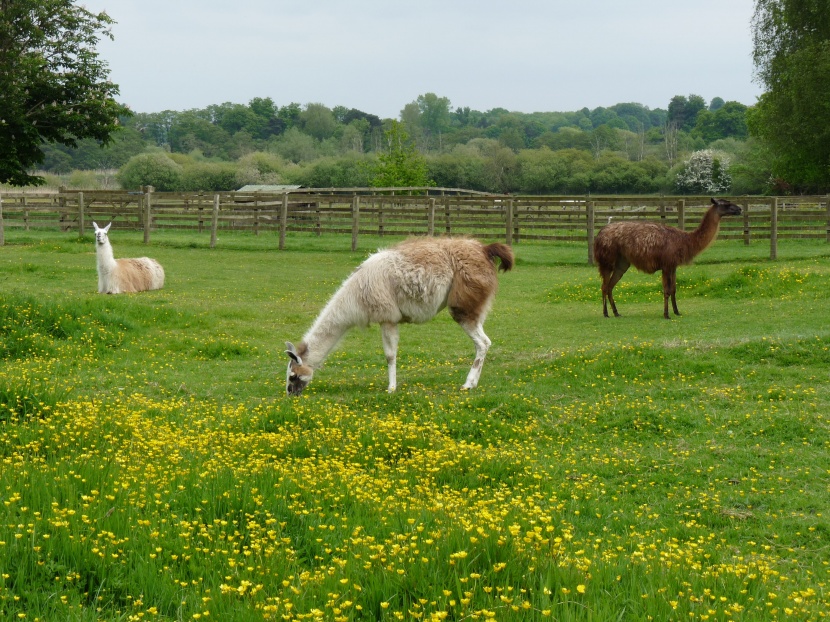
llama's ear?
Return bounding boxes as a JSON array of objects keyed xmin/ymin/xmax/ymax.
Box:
[
  {"xmin": 93, "ymin": 221, "xmax": 100, "ymax": 231},
  {"xmin": 285, "ymin": 341, "xmax": 302, "ymax": 365},
  {"xmin": 711, "ymin": 197, "xmax": 718, "ymax": 205},
  {"xmin": 104, "ymin": 222, "xmax": 112, "ymax": 232}
]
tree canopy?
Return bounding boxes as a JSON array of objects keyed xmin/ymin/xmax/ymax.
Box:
[
  {"xmin": 749, "ymin": 0, "xmax": 830, "ymax": 190},
  {"xmin": 0, "ymin": 0, "xmax": 130, "ymax": 186}
]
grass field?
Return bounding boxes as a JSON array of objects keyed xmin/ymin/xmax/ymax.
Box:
[{"xmin": 1, "ymin": 228, "xmax": 829, "ymax": 621}]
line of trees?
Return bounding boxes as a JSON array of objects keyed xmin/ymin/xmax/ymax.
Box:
[{"xmin": 36, "ymin": 92, "xmax": 764, "ymax": 195}]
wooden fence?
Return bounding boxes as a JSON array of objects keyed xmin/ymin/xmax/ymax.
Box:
[{"xmin": 0, "ymin": 188, "xmax": 827, "ymax": 262}]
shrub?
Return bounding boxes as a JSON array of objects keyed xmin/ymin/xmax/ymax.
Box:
[
  {"xmin": 371, "ymin": 121, "xmax": 434, "ymax": 188},
  {"xmin": 427, "ymin": 146, "xmax": 489, "ymax": 192},
  {"xmin": 293, "ymin": 155, "xmax": 375, "ymax": 188},
  {"xmin": 118, "ymin": 152, "xmax": 183, "ymax": 191},
  {"xmin": 516, "ymin": 148, "xmax": 593, "ymax": 194},
  {"xmin": 589, "ymin": 154, "xmax": 666, "ymax": 194},
  {"xmin": 675, "ymin": 149, "xmax": 732, "ymax": 194},
  {"xmin": 235, "ymin": 151, "xmax": 287, "ymax": 187},
  {"xmin": 66, "ymin": 170, "xmax": 101, "ymax": 189},
  {"xmin": 178, "ymin": 161, "xmax": 239, "ymax": 191}
]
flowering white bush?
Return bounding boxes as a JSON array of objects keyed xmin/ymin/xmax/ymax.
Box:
[{"xmin": 675, "ymin": 149, "xmax": 732, "ymax": 193}]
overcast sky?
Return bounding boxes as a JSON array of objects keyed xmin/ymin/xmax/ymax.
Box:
[{"xmin": 92, "ymin": 0, "xmax": 761, "ymax": 119}]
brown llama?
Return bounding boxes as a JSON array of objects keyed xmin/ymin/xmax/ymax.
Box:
[
  {"xmin": 593, "ymin": 197, "xmax": 742, "ymax": 319},
  {"xmin": 285, "ymin": 236, "xmax": 514, "ymax": 395}
]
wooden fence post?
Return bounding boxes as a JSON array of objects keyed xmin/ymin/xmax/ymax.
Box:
[
  {"xmin": 254, "ymin": 193, "xmax": 260, "ymax": 236},
  {"xmin": 378, "ymin": 199, "xmax": 385, "ymax": 237},
  {"xmin": 210, "ymin": 194, "xmax": 219, "ymax": 248},
  {"xmin": 677, "ymin": 199, "xmax": 685, "ymax": 231},
  {"xmin": 514, "ymin": 200, "xmax": 520, "ymax": 243},
  {"xmin": 78, "ymin": 192, "xmax": 85, "ymax": 237},
  {"xmin": 444, "ymin": 197, "xmax": 451, "ymax": 234},
  {"xmin": 428, "ymin": 198, "xmax": 435, "ymax": 236},
  {"xmin": 743, "ymin": 199, "xmax": 751, "ymax": 245},
  {"xmin": 23, "ymin": 196, "xmax": 29, "ymax": 231},
  {"xmin": 143, "ymin": 185, "xmax": 154, "ymax": 243},
  {"xmin": 505, "ymin": 199, "xmax": 514, "ymax": 245},
  {"xmin": 279, "ymin": 192, "xmax": 288, "ymax": 250},
  {"xmin": 351, "ymin": 195, "xmax": 360, "ymax": 251},
  {"xmin": 58, "ymin": 187, "xmax": 66, "ymax": 231},
  {"xmin": 586, "ymin": 200, "xmax": 595, "ymax": 265},
  {"xmin": 198, "ymin": 195, "xmax": 204, "ymax": 233},
  {"xmin": 825, "ymin": 195, "xmax": 830, "ymax": 244},
  {"xmin": 0, "ymin": 193, "xmax": 4, "ymax": 246},
  {"xmin": 770, "ymin": 197, "xmax": 778, "ymax": 260}
]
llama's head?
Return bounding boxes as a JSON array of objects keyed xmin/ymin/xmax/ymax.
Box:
[
  {"xmin": 93, "ymin": 221, "xmax": 111, "ymax": 245},
  {"xmin": 285, "ymin": 341, "xmax": 314, "ymax": 396},
  {"xmin": 711, "ymin": 198, "xmax": 742, "ymax": 217}
]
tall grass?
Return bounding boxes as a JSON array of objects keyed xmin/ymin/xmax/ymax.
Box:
[{"xmin": 0, "ymin": 229, "xmax": 828, "ymax": 620}]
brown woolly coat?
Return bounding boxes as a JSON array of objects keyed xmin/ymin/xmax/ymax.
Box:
[{"xmin": 593, "ymin": 211, "xmax": 721, "ymax": 275}]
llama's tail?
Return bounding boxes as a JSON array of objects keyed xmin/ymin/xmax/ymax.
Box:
[{"xmin": 484, "ymin": 243, "xmax": 514, "ymax": 272}]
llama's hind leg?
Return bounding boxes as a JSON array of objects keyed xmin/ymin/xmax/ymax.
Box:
[
  {"xmin": 599, "ymin": 268, "xmax": 613, "ymax": 317},
  {"xmin": 604, "ymin": 259, "xmax": 629, "ymax": 317},
  {"xmin": 381, "ymin": 322, "xmax": 399, "ymax": 392},
  {"xmin": 460, "ymin": 321, "xmax": 491, "ymax": 390}
]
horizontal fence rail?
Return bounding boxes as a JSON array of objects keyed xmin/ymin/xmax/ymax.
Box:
[{"xmin": 0, "ymin": 189, "xmax": 827, "ymax": 262}]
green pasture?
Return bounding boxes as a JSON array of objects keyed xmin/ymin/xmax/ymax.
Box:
[{"xmin": 0, "ymin": 228, "xmax": 828, "ymax": 621}]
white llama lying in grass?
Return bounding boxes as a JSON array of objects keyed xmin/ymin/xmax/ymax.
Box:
[
  {"xmin": 93, "ymin": 222, "xmax": 165, "ymax": 294},
  {"xmin": 285, "ymin": 236, "xmax": 514, "ymax": 395}
]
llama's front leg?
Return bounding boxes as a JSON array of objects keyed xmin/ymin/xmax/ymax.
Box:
[
  {"xmin": 381, "ymin": 322, "xmax": 399, "ymax": 392},
  {"xmin": 668, "ymin": 269, "xmax": 681, "ymax": 316},
  {"xmin": 461, "ymin": 322, "xmax": 491, "ymax": 390},
  {"xmin": 661, "ymin": 270, "xmax": 673, "ymax": 319},
  {"xmin": 661, "ymin": 269, "xmax": 680, "ymax": 319}
]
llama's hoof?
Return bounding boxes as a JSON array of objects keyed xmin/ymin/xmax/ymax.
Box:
[{"xmin": 387, "ymin": 386, "xmax": 397, "ymax": 393}]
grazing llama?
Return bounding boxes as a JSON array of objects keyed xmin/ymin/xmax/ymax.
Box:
[
  {"xmin": 285, "ymin": 236, "xmax": 514, "ymax": 395},
  {"xmin": 93, "ymin": 222, "xmax": 165, "ymax": 294},
  {"xmin": 593, "ymin": 197, "xmax": 742, "ymax": 319}
]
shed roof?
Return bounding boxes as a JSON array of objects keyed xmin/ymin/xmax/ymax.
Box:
[{"xmin": 236, "ymin": 184, "xmax": 302, "ymax": 192}]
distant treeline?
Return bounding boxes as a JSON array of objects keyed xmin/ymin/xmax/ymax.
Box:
[{"xmin": 36, "ymin": 93, "xmax": 769, "ymax": 195}]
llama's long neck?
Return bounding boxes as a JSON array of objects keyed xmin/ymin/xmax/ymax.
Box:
[
  {"xmin": 300, "ymin": 285, "xmax": 361, "ymax": 369},
  {"xmin": 686, "ymin": 205, "xmax": 723, "ymax": 258},
  {"xmin": 96, "ymin": 239, "xmax": 117, "ymax": 274}
]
